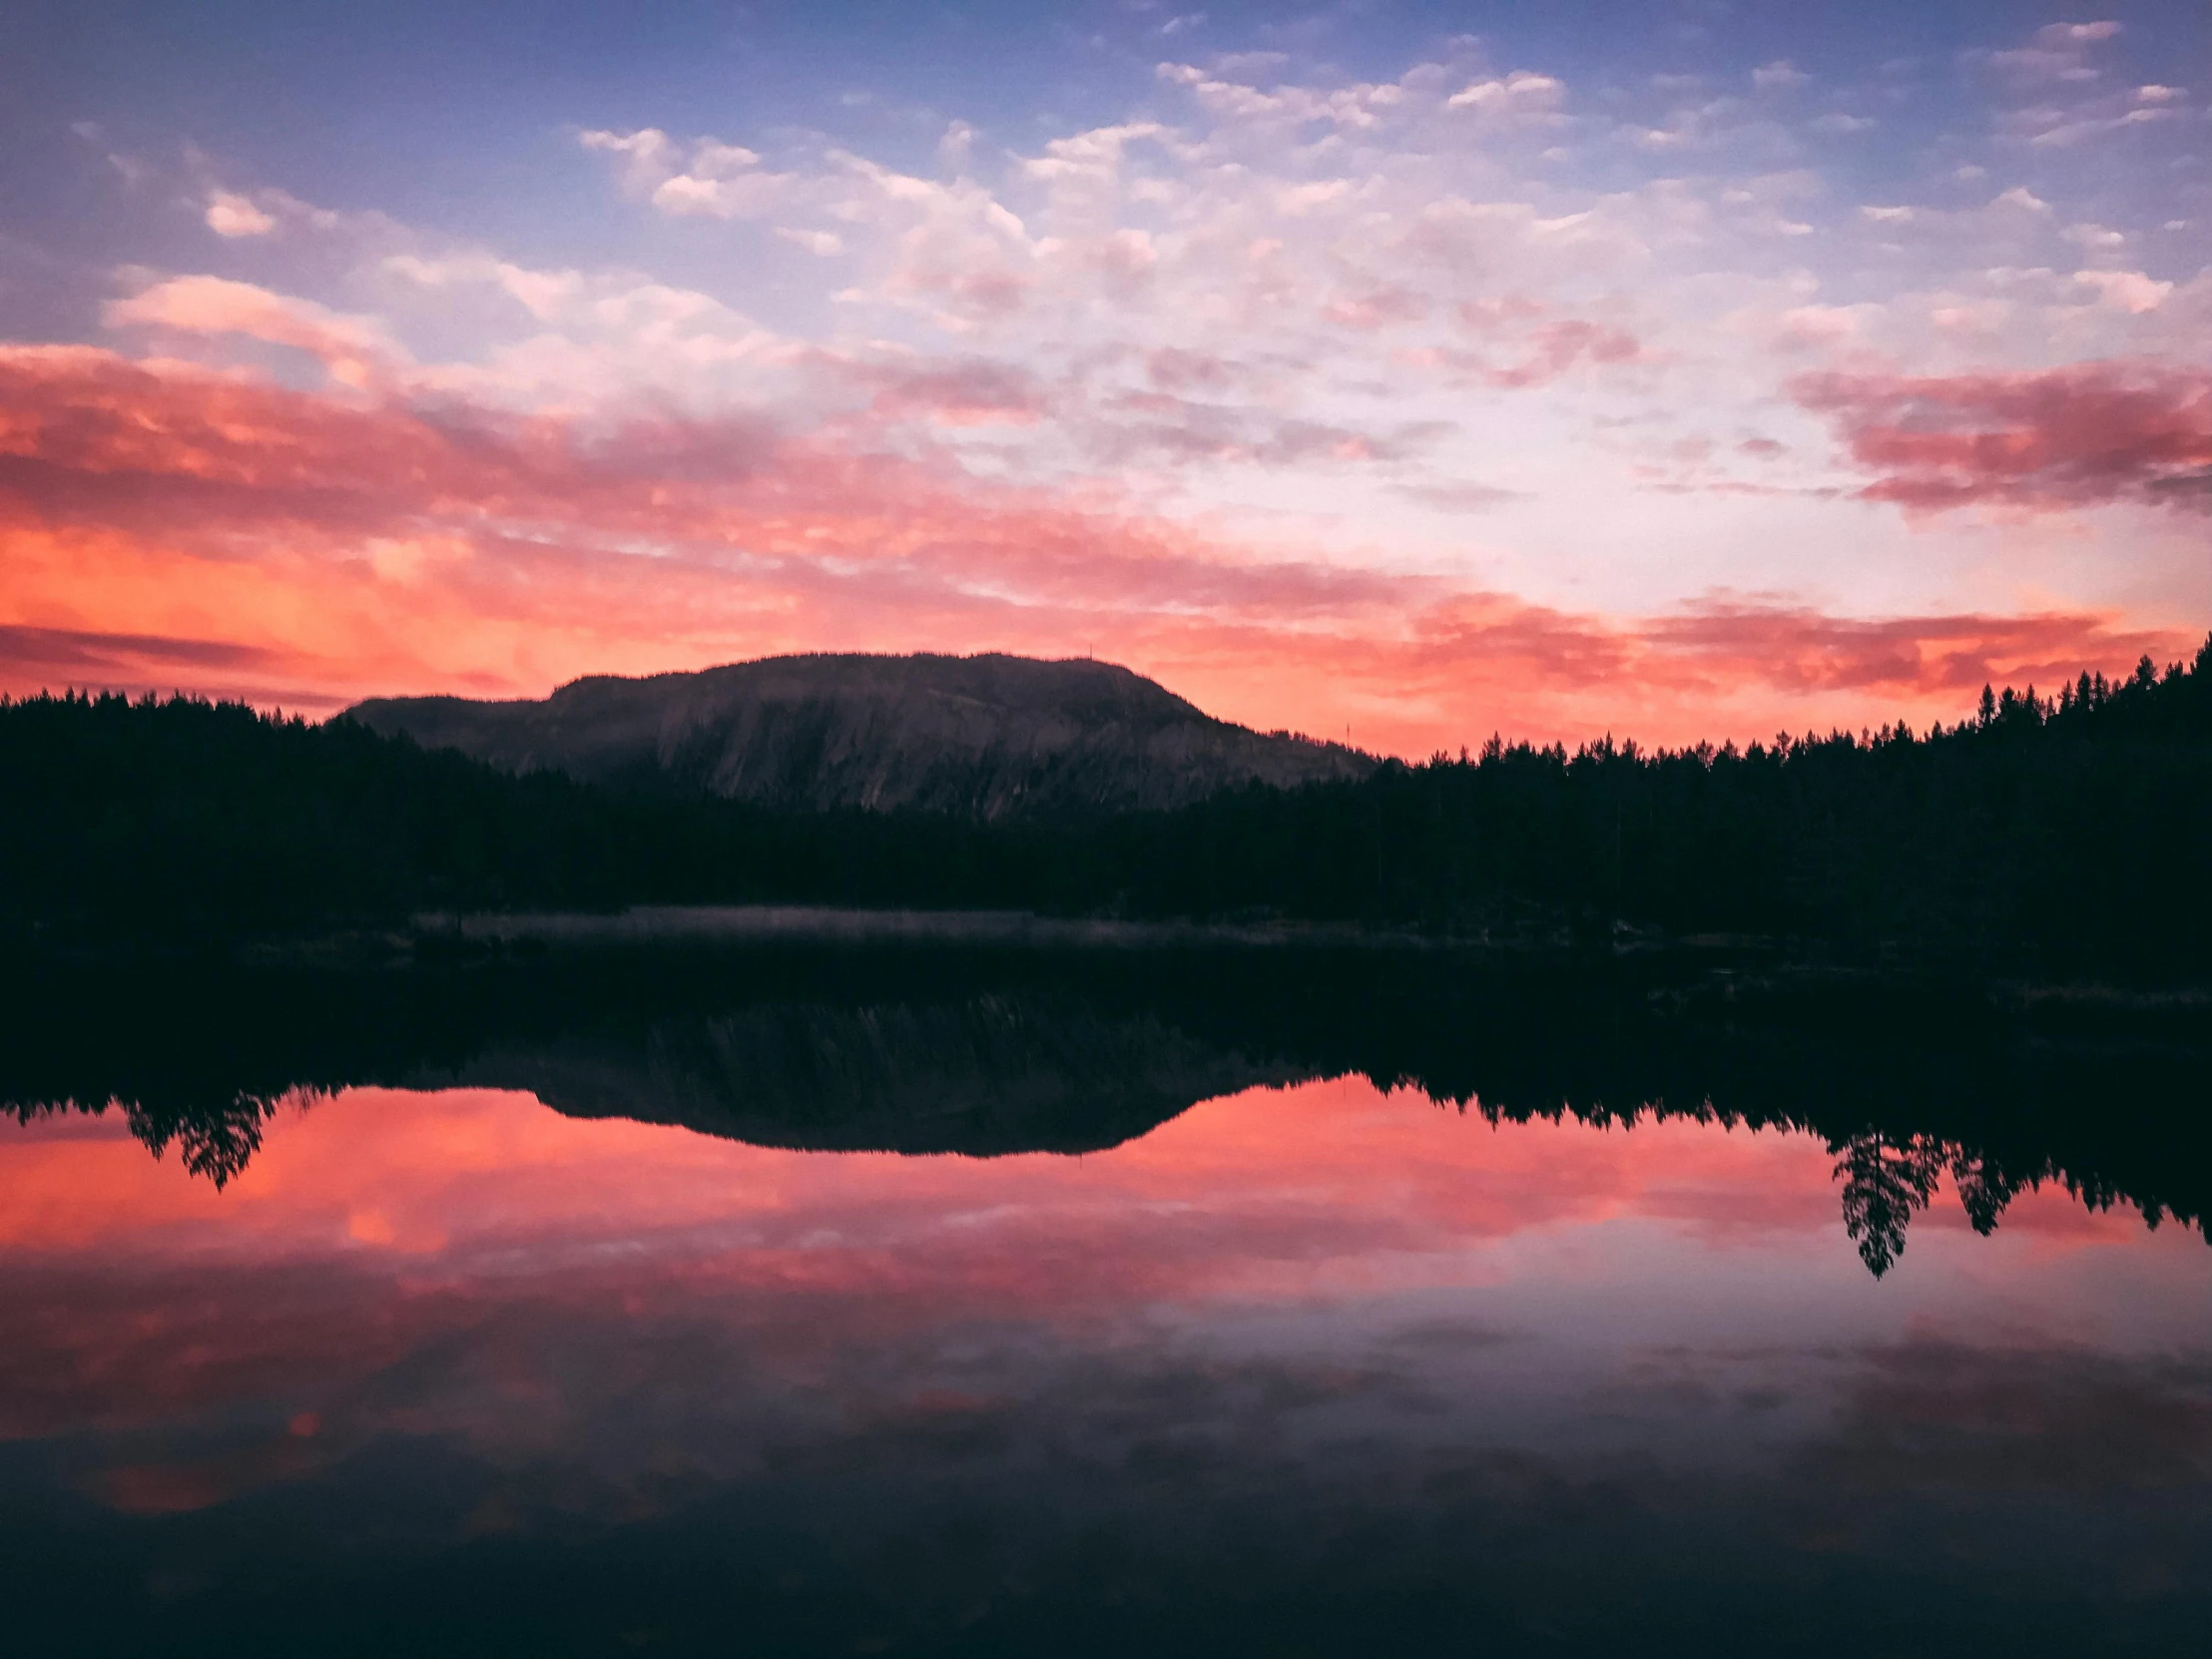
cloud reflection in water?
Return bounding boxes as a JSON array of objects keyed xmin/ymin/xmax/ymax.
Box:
[{"xmin": 1, "ymin": 1074, "xmax": 2206, "ymax": 1654}]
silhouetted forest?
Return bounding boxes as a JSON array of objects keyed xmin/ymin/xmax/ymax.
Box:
[
  {"xmin": 5, "ymin": 634, "xmax": 2209, "ymax": 976},
  {"xmin": 1126, "ymin": 638, "xmax": 2212, "ymax": 976}
]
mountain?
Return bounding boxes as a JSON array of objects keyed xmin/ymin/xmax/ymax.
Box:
[{"xmin": 344, "ymin": 652, "xmax": 1374, "ymax": 820}]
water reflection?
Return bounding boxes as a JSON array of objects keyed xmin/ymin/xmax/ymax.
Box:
[
  {"xmin": 1, "ymin": 945, "xmax": 2207, "ymax": 1654},
  {"xmin": 23, "ymin": 1084, "xmax": 2182, "ymax": 1281},
  {"xmin": 6, "ymin": 945, "xmax": 2205, "ymax": 1277}
]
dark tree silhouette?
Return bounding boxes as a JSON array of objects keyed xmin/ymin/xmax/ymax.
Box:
[
  {"xmin": 5, "ymin": 631, "xmax": 2209, "ymax": 977},
  {"xmin": 5, "ymin": 944, "xmax": 2205, "ymax": 1276},
  {"xmin": 124, "ymin": 1091, "xmax": 294, "ymax": 1189}
]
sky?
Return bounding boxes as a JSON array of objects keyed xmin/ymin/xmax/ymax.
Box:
[{"xmin": 3, "ymin": 1, "xmax": 2209, "ymax": 753}]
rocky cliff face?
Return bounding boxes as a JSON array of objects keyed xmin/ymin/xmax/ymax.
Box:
[{"xmin": 345, "ymin": 652, "xmax": 1373, "ymax": 819}]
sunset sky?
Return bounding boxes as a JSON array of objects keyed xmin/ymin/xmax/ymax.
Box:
[{"xmin": 5, "ymin": 0, "xmax": 2209, "ymax": 753}]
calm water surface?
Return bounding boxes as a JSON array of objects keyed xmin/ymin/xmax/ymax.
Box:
[{"xmin": 2, "ymin": 948, "xmax": 2207, "ymax": 1655}]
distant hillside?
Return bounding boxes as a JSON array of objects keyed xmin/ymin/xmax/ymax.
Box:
[
  {"xmin": 347, "ymin": 653, "xmax": 1375, "ymax": 820},
  {"xmin": 7, "ymin": 635, "xmax": 2207, "ymax": 975}
]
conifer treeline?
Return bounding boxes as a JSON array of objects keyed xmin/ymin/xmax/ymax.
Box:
[
  {"xmin": 4, "ymin": 635, "xmax": 2208, "ymax": 975},
  {"xmin": 1123, "ymin": 641, "xmax": 2212, "ymax": 974}
]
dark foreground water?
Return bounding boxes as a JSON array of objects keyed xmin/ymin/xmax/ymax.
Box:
[{"xmin": 2, "ymin": 940, "xmax": 2207, "ymax": 1655}]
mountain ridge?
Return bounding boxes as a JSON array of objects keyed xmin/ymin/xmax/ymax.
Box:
[{"xmin": 346, "ymin": 651, "xmax": 1376, "ymax": 820}]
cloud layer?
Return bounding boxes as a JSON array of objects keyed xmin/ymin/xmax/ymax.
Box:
[
  {"xmin": 1797, "ymin": 361, "xmax": 2212, "ymax": 513},
  {"xmin": 4, "ymin": 340, "xmax": 2186, "ymax": 747},
  {"xmin": 5, "ymin": 16, "xmax": 2208, "ymax": 747}
]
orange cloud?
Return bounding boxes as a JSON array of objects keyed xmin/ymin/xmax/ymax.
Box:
[{"xmin": 0, "ymin": 345, "xmax": 2190, "ymax": 747}]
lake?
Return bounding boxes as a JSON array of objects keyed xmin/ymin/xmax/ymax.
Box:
[{"xmin": 2, "ymin": 938, "xmax": 2207, "ymax": 1655}]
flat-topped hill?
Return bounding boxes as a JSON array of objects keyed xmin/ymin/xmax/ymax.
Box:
[{"xmin": 346, "ymin": 652, "xmax": 1375, "ymax": 819}]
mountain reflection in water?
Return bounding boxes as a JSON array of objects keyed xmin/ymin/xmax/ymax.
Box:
[{"xmin": 1, "ymin": 942, "xmax": 2207, "ymax": 1655}]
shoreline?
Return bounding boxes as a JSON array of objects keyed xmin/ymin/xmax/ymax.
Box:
[{"xmin": 8, "ymin": 903, "xmax": 2208, "ymax": 1048}]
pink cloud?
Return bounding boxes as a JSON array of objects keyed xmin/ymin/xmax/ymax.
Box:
[
  {"xmin": 203, "ymin": 190, "xmax": 276, "ymax": 238},
  {"xmin": 1084, "ymin": 391, "xmax": 1444, "ymax": 468},
  {"xmin": 859, "ymin": 359, "xmax": 1048, "ymax": 426},
  {"xmin": 1417, "ymin": 306, "xmax": 1646, "ymax": 390},
  {"xmin": 1636, "ymin": 602, "xmax": 2179, "ymax": 696},
  {"xmin": 0, "ymin": 345, "xmax": 2191, "ymax": 751},
  {"xmin": 107, "ymin": 277, "xmax": 404, "ymax": 389},
  {"xmin": 1321, "ymin": 286, "xmax": 1430, "ymax": 330},
  {"xmin": 1484, "ymin": 319, "xmax": 1644, "ymax": 389},
  {"xmin": 1795, "ymin": 360, "xmax": 2212, "ymax": 513}
]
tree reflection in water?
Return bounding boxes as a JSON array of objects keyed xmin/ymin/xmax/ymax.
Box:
[
  {"xmin": 1833, "ymin": 1134, "xmax": 1967, "ymax": 1277},
  {"xmin": 1830, "ymin": 1130, "xmax": 2180, "ymax": 1277},
  {"xmin": 4, "ymin": 941, "xmax": 2206, "ymax": 1277},
  {"xmin": 121, "ymin": 1090, "xmax": 297, "ymax": 1189}
]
